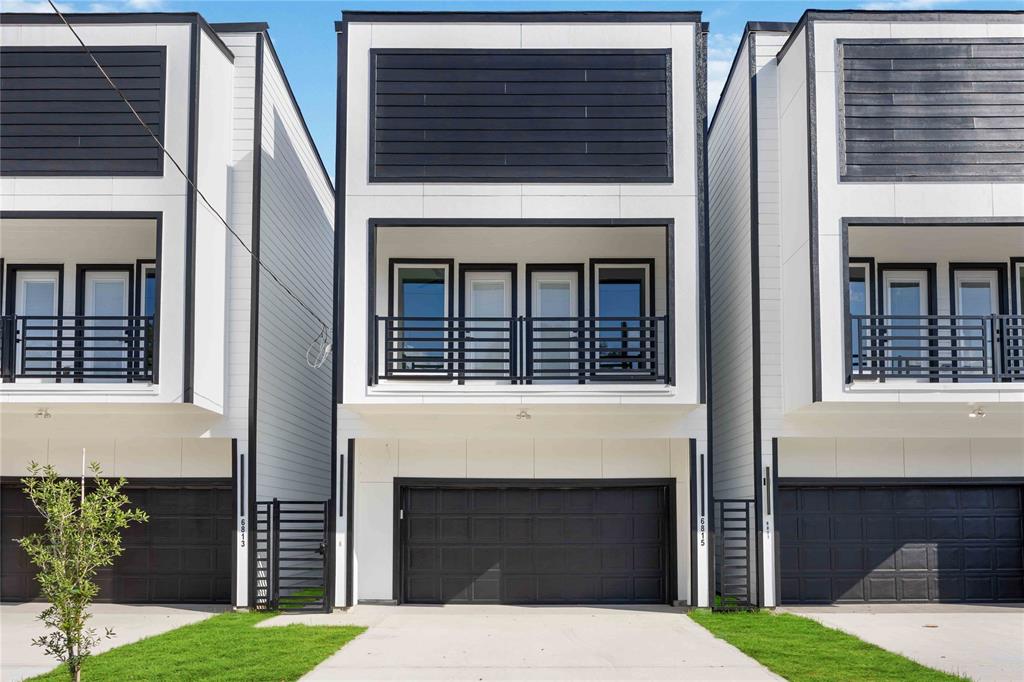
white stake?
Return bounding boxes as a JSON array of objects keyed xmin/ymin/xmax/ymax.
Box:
[{"xmin": 81, "ymin": 448, "xmax": 86, "ymax": 506}]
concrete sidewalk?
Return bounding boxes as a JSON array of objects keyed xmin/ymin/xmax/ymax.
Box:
[
  {"xmin": 0, "ymin": 603, "xmax": 225, "ymax": 682},
  {"xmin": 262, "ymin": 604, "xmax": 780, "ymax": 680},
  {"xmin": 784, "ymin": 603, "xmax": 1024, "ymax": 682}
]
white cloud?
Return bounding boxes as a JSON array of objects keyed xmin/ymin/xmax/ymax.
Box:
[
  {"xmin": 707, "ymin": 31, "xmax": 741, "ymax": 119},
  {"xmin": 1, "ymin": 0, "xmax": 69, "ymax": 10},
  {"xmin": 859, "ymin": 0, "xmax": 963, "ymax": 9},
  {"xmin": 2, "ymin": 0, "xmax": 164, "ymax": 11}
]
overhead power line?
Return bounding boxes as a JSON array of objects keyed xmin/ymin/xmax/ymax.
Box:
[{"xmin": 46, "ymin": 1, "xmax": 332, "ymax": 368}]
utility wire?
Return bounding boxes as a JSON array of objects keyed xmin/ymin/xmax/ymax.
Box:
[{"xmin": 46, "ymin": 1, "xmax": 332, "ymax": 367}]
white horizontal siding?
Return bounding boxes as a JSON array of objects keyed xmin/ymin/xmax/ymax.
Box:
[
  {"xmin": 708, "ymin": 37, "xmax": 755, "ymax": 501},
  {"xmin": 254, "ymin": 37, "xmax": 335, "ymax": 502},
  {"xmin": 210, "ymin": 33, "xmax": 257, "ymax": 459},
  {"xmin": 753, "ymin": 33, "xmax": 790, "ymax": 465}
]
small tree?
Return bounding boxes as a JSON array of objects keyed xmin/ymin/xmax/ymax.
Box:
[{"xmin": 17, "ymin": 461, "xmax": 148, "ymax": 682}]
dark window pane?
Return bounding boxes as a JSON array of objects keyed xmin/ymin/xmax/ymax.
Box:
[
  {"xmin": 397, "ymin": 267, "xmax": 446, "ymax": 371},
  {"xmin": 596, "ymin": 268, "xmax": 646, "ymax": 373}
]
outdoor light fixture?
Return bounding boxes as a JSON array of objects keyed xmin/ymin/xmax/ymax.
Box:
[
  {"xmin": 968, "ymin": 407, "xmax": 986, "ymax": 419},
  {"xmin": 34, "ymin": 408, "xmax": 52, "ymax": 419},
  {"xmin": 516, "ymin": 409, "xmax": 532, "ymax": 421}
]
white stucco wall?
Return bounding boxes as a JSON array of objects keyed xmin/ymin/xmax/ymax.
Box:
[{"xmin": 351, "ymin": 436, "xmax": 693, "ymax": 605}]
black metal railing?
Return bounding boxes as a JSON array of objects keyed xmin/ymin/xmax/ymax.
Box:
[
  {"xmin": 374, "ymin": 315, "xmax": 671, "ymax": 384},
  {"xmin": 0, "ymin": 314, "xmax": 154, "ymax": 382},
  {"xmin": 253, "ymin": 499, "xmax": 330, "ymax": 613},
  {"xmin": 714, "ymin": 499, "xmax": 756, "ymax": 611},
  {"xmin": 851, "ymin": 314, "xmax": 1024, "ymax": 382}
]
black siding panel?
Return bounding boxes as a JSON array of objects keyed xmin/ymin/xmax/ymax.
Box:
[
  {"xmin": 838, "ymin": 38, "xmax": 1024, "ymax": 182},
  {"xmin": 369, "ymin": 49, "xmax": 673, "ymax": 183},
  {"xmin": 0, "ymin": 46, "xmax": 166, "ymax": 176}
]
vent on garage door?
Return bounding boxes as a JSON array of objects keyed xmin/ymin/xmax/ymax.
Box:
[{"xmin": 253, "ymin": 499, "xmax": 330, "ymax": 612}]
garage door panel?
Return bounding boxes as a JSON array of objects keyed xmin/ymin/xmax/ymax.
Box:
[
  {"xmin": 995, "ymin": 516, "xmax": 1023, "ymax": 540},
  {"xmin": 780, "ymin": 484, "xmax": 1024, "ymax": 604},
  {"xmin": 473, "ymin": 517, "xmax": 501, "ymax": 542},
  {"xmin": 402, "ymin": 483, "xmax": 671, "ymax": 604},
  {"xmin": 1, "ymin": 482, "xmax": 232, "ymax": 604},
  {"xmin": 997, "ymin": 546, "xmax": 1024, "ymax": 570}
]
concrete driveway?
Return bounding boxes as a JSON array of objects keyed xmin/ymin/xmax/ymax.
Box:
[
  {"xmin": 262, "ymin": 604, "xmax": 779, "ymax": 680},
  {"xmin": 784, "ymin": 603, "xmax": 1024, "ymax": 682},
  {"xmin": 0, "ymin": 602, "xmax": 225, "ymax": 682}
]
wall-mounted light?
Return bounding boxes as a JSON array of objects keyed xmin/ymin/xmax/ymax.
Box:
[
  {"xmin": 34, "ymin": 408, "xmax": 52, "ymax": 419},
  {"xmin": 968, "ymin": 407, "xmax": 986, "ymax": 419},
  {"xmin": 515, "ymin": 409, "xmax": 532, "ymax": 421}
]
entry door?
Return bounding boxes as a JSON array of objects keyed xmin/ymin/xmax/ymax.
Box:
[
  {"xmin": 464, "ymin": 271, "xmax": 512, "ymax": 380},
  {"xmin": 882, "ymin": 271, "xmax": 929, "ymax": 377},
  {"xmin": 954, "ymin": 270, "xmax": 999, "ymax": 377},
  {"xmin": 529, "ymin": 269, "xmax": 579, "ymax": 381},
  {"xmin": 14, "ymin": 271, "xmax": 60, "ymax": 378},
  {"xmin": 83, "ymin": 271, "xmax": 130, "ymax": 381}
]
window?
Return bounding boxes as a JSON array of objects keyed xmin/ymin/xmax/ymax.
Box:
[
  {"xmin": 848, "ymin": 260, "xmax": 873, "ymax": 372},
  {"xmin": 527, "ymin": 265, "xmax": 583, "ymax": 382},
  {"xmin": 7, "ymin": 266, "xmax": 62, "ymax": 380},
  {"xmin": 592, "ymin": 261, "xmax": 653, "ymax": 376},
  {"xmin": 390, "ymin": 262, "xmax": 451, "ymax": 375},
  {"xmin": 460, "ymin": 265, "xmax": 515, "ymax": 381},
  {"xmin": 881, "ymin": 267, "xmax": 932, "ymax": 377}
]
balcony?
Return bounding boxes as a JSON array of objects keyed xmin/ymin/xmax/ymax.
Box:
[
  {"xmin": 844, "ymin": 222, "xmax": 1023, "ymax": 387},
  {"xmin": 850, "ymin": 314, "xmax": 1024, "ymax": 382},
  {"xmin": 1, "ymin": 215, "xmax": 160, "ymax": 389},
  {"xmin": 360, "ymin": 222, "xmax": 682, "ymax": 395},
  {"xmin": 373, "ymin": 315, "xmax": 670, "ymax": 385},
  {"xmin": 1, "ymin": 314, "xmax": 155, "ymax": 383}
]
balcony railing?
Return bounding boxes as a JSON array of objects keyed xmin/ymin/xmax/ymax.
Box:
[
  {"xmin": 850, "ymin": 314, "xmax": 1024, "ymax": 382},
  {"xmin": 0, "ymin": 314, "xmax": 155, "ymax": 383},
  {"xmin": 373, "ymin": 315, "xmax": 671, "ymax": 385}
]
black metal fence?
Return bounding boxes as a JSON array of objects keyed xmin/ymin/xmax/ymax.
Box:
[
  {"xmin": 253, "ymin": 499, "xmax": 330, "ymax": 613},
  {"xmin": 851, "ymin": 314, "xmax": 1024, "ymax": 382},
  {"xmin": 0, "ymin": 314, "xmax": 154, "ymax": 382},
  {"xmin": 374, "ymin": 315, "xmax": 671, "ymax": 384},
  {"xmin": 714, "ymin": 499, "xmax": 755, "ymax": 611}
]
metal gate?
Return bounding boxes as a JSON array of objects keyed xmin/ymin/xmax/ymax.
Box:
[
  {"xmin": 714, "ymin": 499, "xmax": 755, "ymax": 610},
  {"xmin": 253, "ymin": 499, "xmax": 330, "ymax": 612}
]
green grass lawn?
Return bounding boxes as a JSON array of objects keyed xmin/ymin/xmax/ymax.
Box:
[
  {"xmin": 31, "ymin": 611, "xmax": 365, "ymax": 682},
  {"xmin": 690, "ymin": 610, "xmax": 966, "ymax": 682}
]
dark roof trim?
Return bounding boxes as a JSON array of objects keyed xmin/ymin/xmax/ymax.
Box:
[
  {"xmin": 261, "ymin": 31, "xmax": 335, "ymax": 193},
  {"xmin": 707, "ymin": 22, "xmax": 792, "ymax": 137},
  {"xmin": 778, "ymin": 8, "xmax": 1024, "ymax": 63},
  {"xmin": 338, "ymin": 11, "xmax": 703, "ymax": 24},
  {"xmin": 747, "ymin": 21, "xmax": 796, "ymax": 32},
  {"xmin": 0, "ymin": 12, "xmax": 234, "ymax": 62},
  {"xmin": 210, "ymin": 22, "xmax": 269, "ymax": 33}
]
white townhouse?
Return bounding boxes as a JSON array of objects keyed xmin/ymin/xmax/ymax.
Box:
[
  {"xmin": 0, "ymin": 13, "xmax": 334, "ymax": 611},
  {"xmin": 709, "ymin": 10, "xmax": 1024, "ymax": 608},
  {"xmin": 332, "ymin": 11, "xmax": 713, "ymax": 609}
]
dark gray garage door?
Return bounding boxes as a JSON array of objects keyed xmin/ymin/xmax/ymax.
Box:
[
  {"xmin": 778, "ymin": 484, "xmax": 1024, "ymax": 603},
  {"xmin": 400, "ymin": 482, "xmax": 673, "ymax": 604},
  {"xmin": 2, "ymin": 480, "xmax": 233, "ymax": 603}
]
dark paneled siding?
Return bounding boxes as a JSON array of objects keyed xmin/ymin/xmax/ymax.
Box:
[
  {"xmin": 369, "ymin": 49, "xmax": 673, "ymax": 183},
  {"xmin": 837, "ymin": 38, "xmax": 1024, "ymax": 182},
  {"xmin": 0, "ymin": 46, "xmax": 166, "ymax": 176}
]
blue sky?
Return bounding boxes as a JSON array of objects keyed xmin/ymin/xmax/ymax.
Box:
[{"xmin": 7, "ymin": 0, "xmax": 1016, "ymax": 183}]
